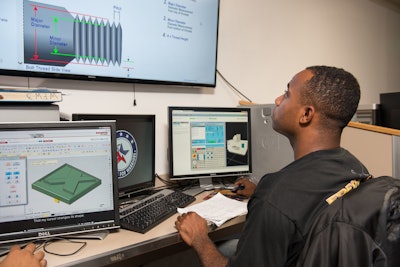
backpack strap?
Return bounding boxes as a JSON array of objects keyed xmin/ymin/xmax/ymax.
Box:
[{"xmin": 325, "ymin": 175, "xmax": 372, "ymax": 205}]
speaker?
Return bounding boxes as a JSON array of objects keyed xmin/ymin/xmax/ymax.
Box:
[{"xmin": 242, "ymin": 104, "xmax": 294, "ymax": 181}]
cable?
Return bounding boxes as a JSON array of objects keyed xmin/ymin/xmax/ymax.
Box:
[
  {"xmin": 216, "ymin": 69, "xmax": 253, "ymax": 103},
  {"xmin": 132, "ymin": 83, "xmax": 137, "ymax": 106},
  {"xmin": 155, "ymin": 173, "xmax": 200, "ymax": 191},
  {"xmin": 155, "ymin": 173, "xmax": 176, "ymax": 187},
  {"xmin": 35, "ymin": 237, "xmax": 87, "ymax": 256}
]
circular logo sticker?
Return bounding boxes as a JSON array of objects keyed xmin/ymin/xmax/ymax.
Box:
[{"xmin": 116, "ymin": 130, "xmax": 138, "ymax": 179}]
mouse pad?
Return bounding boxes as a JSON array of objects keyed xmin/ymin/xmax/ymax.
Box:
[{"xmin": 32, "ymin": 164, "xmax": 101, "ymax": 204}]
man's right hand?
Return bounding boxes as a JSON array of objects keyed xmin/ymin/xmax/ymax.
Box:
[{"xmin": 234, "ymin": 177, "xmax": 256, "ymax": 197}]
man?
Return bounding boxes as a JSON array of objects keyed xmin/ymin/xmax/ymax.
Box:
[
  {"xmin": 175, "ymin": 66, "xmax": 370, "ymax": 266},
  {"xmin": 0, "ymin": 243, "xmax": 47, "ymax": 267}
]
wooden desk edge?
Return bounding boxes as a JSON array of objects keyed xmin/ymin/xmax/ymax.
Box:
[
  {"xmin": 55, "ymin": 215, "xmax": 245, "ymax": 267},
  {"xmin": 348, "ymin": 121, "xmax": 400, "ymax": 136},
  {"xmin": 53, "ymin": 197, "xmax": 246, "ymax": 267}
]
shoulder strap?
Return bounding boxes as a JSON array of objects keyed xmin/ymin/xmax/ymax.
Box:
[{"xmin": 325, "ymin": 175, "xmax": 372, "ymax": 205}]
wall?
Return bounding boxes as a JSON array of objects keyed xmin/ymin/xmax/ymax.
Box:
[
  {"xmin": 342, "ymin": 122, "xmax": 400, "ymax": 177},
  {"xmin": 342, "ymin": 126, "xmax": 393, "ymax": 177},
  {"xmin": 1, "ymin": 0, "xmax": 400, "ymax": 175}
]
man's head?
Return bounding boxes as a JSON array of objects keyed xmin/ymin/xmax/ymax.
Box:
[
  {"xmin": 273, "ymin": 66, "xmax": 360, "ymax": 140},
  {"xmin": 302, "ymin": 66, "xmax": 360, "ymax": 129}
]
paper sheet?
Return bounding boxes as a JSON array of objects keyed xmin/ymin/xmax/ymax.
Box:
[{"xmin": 177, "ymin": 193, "xmax": 248, "ymax": 227}]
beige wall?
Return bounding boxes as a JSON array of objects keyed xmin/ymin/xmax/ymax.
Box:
[
  {"xmin": 342, "ymin": 126, "xmax": 393, "ymax": 177},
  {"xmin": 1, "ymin": 0, "xmax": 400, "ymax": 175}
]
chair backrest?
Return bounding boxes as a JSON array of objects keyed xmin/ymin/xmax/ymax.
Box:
[{"xmin": 296, "ymin": 176, "xmax": 400, "ymax": 267}]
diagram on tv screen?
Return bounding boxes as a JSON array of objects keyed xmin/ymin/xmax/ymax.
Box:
[
  {"xmin": 32, "ymin": 164, "xmax": 101, "ymax": 204},
  {"xmin": 23, "ymin": 1, "xmax": 122, "ymax": 67}
]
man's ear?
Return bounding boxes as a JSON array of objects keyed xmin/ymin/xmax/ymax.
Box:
[{"xmin": 299, "ymin": 106, "xmax": 315, "ymax": 125}]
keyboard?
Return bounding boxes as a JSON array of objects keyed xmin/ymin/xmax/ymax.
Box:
[{"xmin": 119, "ymin": 189, "xmax": 196, "ymax": 233}]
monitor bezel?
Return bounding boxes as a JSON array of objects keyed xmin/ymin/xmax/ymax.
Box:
[
  {"xmin": 71, "ymin": 114, "xmax": 156, "ymax": 197},
  {"xmin": 0, "ymin": 120, "xmax": 120, "ymax": 245},
  {"xmin": 168, "ymin": 106, "xmax": 252, "ymax": 181}
]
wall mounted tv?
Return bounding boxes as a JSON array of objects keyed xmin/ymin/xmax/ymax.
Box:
[{"xmin": 0, "ymin": 0, "xmax": 219, "ymax": 87}]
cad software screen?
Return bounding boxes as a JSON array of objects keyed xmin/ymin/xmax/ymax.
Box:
[
  {"xmin": 169, "ymin": 107, "xmax": 251, "ymax": 179},
  {"xmin": 0, "ymin": 126, "xmax": 115, "ymax": 224}
]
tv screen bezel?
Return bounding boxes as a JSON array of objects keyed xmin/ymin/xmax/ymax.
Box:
[
  {"xmin": 0, "ymin": 0, "xmax": 220, "ymax": 88},
  {"xmin": 168, "ymin": 106, "xmax": 252, "ymax": 181},
  {"xmin": 0, "ymin": 120, "xmax": 120, "ymax": 245}
]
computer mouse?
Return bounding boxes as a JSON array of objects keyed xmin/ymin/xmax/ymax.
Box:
[{"xmin": 231, "ymin": 184, "xmax": 245, "ymax": 193}]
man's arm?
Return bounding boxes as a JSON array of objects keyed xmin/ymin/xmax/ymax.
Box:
[{"xmin": 175, "ymin": 212, "xmax": 228, "ymax": 267}]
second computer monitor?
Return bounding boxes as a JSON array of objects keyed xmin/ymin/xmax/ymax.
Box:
[
  {"xmin": 72, "ymin": 114, "xmax": 156, "ymax": 197},
  {"xmin": 168, "ymin": 106, "xmax": 252, "ymax": 186}
]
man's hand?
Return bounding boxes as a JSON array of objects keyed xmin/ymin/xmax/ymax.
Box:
[
  {"xmin": 235, "ymin": 177, "xmax": 256, "ymax": 197},
  {"xmin": 0, "ymin": 243, "xmax": 47, "ymax": 267},
  {"xmin": 175, "ymin": 212, "xmax": 228, "ymax": 267},
  {"xmin": 175, "ymin": 212, "xmax": 209, "ymax": 247}
]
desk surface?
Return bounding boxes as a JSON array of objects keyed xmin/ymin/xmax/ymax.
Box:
[{"xmin": 19, "ymin": 192, "xmax": 246, "ymax": 267}]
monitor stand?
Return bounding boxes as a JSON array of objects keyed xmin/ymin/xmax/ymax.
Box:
[
  {"xmin": 0, "ymin": 230, "xmax": 110, "ymax": 258},
  {"xmin": 182, "ymin": 178, "xmax": 212, "ymax": 197},
  {"xmin": 199, "ymin": 177, "xmax": 214, "ymax": 190},
  {"xmin": 63, "ymin": 229, "xmax": 110, "ymax": 240}
]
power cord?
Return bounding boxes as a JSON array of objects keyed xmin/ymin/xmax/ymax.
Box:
[
  {"xmin": 155, "ymin": 173, "xmax": 200, "ymax": 191},
  {"xmin": 132, "ymin": 83, "xmax": 137, "ymax": 106},
  {"xmin": 35, "ymin": 237, "xmax": 87, "ymax": 256},
  {"xmin": 216, "ymin": 69, "xmax": 253, "ymax": 103}
]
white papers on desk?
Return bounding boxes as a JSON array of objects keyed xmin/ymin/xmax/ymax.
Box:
[{"xmin": 177, "ymin": 193, "xmax": 248, "ymax": 227}]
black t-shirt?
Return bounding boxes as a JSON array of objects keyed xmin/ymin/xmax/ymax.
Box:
[{"xmin": 228, "ymin": 147, "xmax": 370, "ymax": 267}]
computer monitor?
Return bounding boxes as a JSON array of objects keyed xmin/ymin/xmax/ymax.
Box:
[
  {"xmin": 380, "ymin": 92, "xmax": 400, "ymax": 130},
  {"xmin": 72, "ymin": 114, "xmax": 156, "ymax": 197},
  {"xmin": 0, "ymin": 121, "xmax": 120, "ymax": 245},
  {"xmin": 168, "ymin": 106, "xmax": 252, "ymax": 187}
]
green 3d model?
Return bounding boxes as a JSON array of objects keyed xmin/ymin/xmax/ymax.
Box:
[{"xmin": 32, "ymin": 164, "xmax": 101, "ymax": 204}]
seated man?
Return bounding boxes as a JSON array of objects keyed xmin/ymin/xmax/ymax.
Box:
[{"xmin": 175, "ymin": 65, "xmax": 371, "ymax": 266}]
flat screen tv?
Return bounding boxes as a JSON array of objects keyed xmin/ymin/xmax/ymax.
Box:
[
  {"xmin": 0, "ymin": 121, "xmax": 120, "ymax": 245},
  {"xmin": 380, "ymin": 92, "xmax": 400, "ymax": 130},
  {"xmin": 168, "ymin": 106, "xmax": 252, "ymax": 187},
  {"xmin": 0, "ymin": 0, "xmax": 219, "ymax": 87},
  {"xmin": 72, "ymin": 114, "xmax": 156, "ymax": 198}
]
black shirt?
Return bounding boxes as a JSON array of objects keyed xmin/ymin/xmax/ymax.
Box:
[{"xmin": 228, "ymin": 147, "xmax": 370, "ymax": 267}]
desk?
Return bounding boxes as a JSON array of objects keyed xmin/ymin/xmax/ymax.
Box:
[{"xmin": 37, "ymin": 192, "xmax": 245, "ymax": 267}]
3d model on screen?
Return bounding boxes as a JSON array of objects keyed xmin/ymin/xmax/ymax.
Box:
[
  {"xmin": 32, "ymin": 164, "xmax": 101, "ymax": 204},
  {"xmin": 227, "ymin": 134, "xmax": 248, "ymax": 156},
  {"xmin": 24, "ymin": 1, "xmax": 122, "ymax": 67}
]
